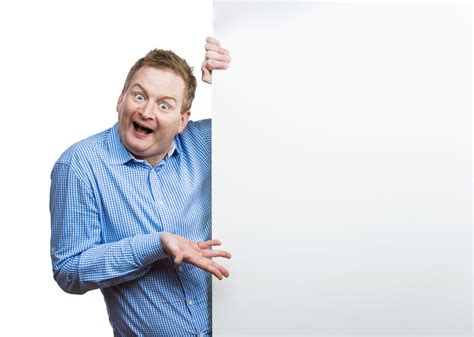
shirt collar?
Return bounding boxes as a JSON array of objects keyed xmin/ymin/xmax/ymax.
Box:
[{"xmin": 106, "ymin": 123, "xmax": 182, "ymax": 165}]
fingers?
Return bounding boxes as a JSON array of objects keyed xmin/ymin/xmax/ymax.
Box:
[
  {"xmin": 203, "ymin": 36, "xmax": 231, "ymax": 70},
  {"xmin": 164, "ymin": 234, "xmax": 231, "ymax": 279},
  {"xmin": 202, "ymin": 59, "xmax": 229, "ymax": 71},
  {"xmin": 197, "ymin": 240, "xmax": 232, "ymax": 259},
  {"xmin": 205, "ymin": 50, "xmax": 231, "ymax": 64},
  {"xmin": 186, "ymin": 254, "xmax": 230, "ymax": 280},
  {"xmin": 205, "ymin": 43, "xmax": 230, "ymax": 56},
  {"xmin": 216, "ymin": 263, "xmax": 230, "ymax": 278},
  {"xmin": 197, "ymin": 239, "xmax": 222, "ymax": 249},
  {"xmin": 184, "ymin": 241, "xmax": 231, "ymax": 279},
  {"xmin": 212, "ymin": 261, "xmax": 230, "ymax": 279},
  {"xmin": 206, "ymin": 36, "xmax": 221, "ymax": 47},
  {"xmin": 201, "ymin": 249, "xmax": 232, "ymax": 260}
]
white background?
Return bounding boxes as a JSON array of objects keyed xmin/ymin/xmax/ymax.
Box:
[
  {"xmin": 213, "ymin": 1, "xmax": 472, "ymax": 336},
  {"xmin": 0, "ymin": 1, "xmax": 212, "ymax": 335}
]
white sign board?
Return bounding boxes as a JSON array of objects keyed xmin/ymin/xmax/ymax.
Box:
[{"xmin": 212, "ymin": 2, "xmax": 472, "ymax": 336}]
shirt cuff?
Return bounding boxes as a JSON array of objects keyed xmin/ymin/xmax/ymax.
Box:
[{"xmin": 131, "ymin": 232, "xmax": 168, "ymax": 267}]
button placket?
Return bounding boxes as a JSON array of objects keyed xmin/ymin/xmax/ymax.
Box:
[{"xmin": 148, "ymin": 167, "xmax": 169, "ymax": 231}]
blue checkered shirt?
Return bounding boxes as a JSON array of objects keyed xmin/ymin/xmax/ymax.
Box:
[{"xmin": 50, "ymin": 120, "xmax": 212, "ymax": 336}]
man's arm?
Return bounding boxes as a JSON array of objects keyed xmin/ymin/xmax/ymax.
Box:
[
  {"xmin": 50, "ymin": 162, "xmax": 230, "ymax": 295},
  {"xmin": 50, "ymin": 162, "xmax": 164, "ymax": 294}
]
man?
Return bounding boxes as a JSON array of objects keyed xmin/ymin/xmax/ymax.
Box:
[{"xmin": 50, "ymin": 37, "xmax": 231, "ymax": 336}]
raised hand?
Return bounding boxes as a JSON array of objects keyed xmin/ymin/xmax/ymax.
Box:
[{"xmin": 201, "ymin": 36, "xmax": 232, "ymax": 84}]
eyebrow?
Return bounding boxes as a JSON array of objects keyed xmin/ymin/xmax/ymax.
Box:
[{"xmin": 131, "ymin": 83, "xmax": 177, "ymax": 103}]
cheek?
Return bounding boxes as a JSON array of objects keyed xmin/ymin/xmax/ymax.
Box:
[{"xmin": 119, "ymin": 102, "xmax": 134, "ymax": 118}]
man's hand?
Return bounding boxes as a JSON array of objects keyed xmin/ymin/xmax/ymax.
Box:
[
  {"xmin": 201, "ymin": 36, "xmax": 231, "ymax": 84},
  {"xmin": 160, "ymin": 232, "xmax": 231, "ymax": 280}
]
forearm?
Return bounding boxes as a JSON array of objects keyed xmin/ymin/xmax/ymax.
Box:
[{"xmin": 53, "ymin": 232, "xmax": 167, "ymax": 294}]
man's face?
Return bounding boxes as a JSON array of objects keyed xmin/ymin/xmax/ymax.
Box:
[{"xmin": 117, "ymin": 66, "xmax": 190, "ymax": 166}]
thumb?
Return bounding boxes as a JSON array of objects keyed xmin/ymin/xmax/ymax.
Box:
[
  {"xmin": 173, "ymin": 250, "xmax": 183, "ymax": 265},
  {"xmin": 201, "ymin": 63, "xmax": 212, "ymax": 84}
]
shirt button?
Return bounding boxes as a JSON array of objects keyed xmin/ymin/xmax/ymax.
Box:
[
  {"xmin": 178, "ymin": 266, "xmax": 184, "ymax": 272},
  {"xmin": 188, "ymin": 299, "xmax": 193, "ymax": 305}
]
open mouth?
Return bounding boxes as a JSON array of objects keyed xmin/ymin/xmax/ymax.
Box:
[{"xmin": 133, "ymin": 121, "xmax": 153, "ymax": 134}]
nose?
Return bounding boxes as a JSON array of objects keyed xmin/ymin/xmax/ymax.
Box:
[{"xmin": 139, "ymin": 101, "xmax": 155, "ymax": 119}]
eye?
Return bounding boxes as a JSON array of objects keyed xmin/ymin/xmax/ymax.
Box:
[
  {"xmin": 159, "ymin": 103, "xmax": 169, "ymax": 110},
  {"xmin": 134, "ymin": 94, "xmax": 145, "ymax": 101}
]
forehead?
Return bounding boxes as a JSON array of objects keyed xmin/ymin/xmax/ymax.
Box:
[{"xmin": 129, "ymin": 66, "xmax": 185, "ymax": 100}]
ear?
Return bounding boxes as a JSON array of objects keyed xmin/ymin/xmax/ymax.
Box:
[
  {"xmin": 116, "ymin": 92, "xmax": 125, "ymax": 113},
  {"xmin": 178, "ymin": 111, "xmax": 191, "ymax": 134}
]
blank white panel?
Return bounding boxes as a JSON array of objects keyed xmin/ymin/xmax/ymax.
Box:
[{"xmin": 212, "ymin": 2, "xmax": 471, "ymax": 336}]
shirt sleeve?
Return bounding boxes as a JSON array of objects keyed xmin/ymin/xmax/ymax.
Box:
[
  {"xmin": 191, "ymin": 118, "xmax": 212, "ymax": 148},
  {"xmin": 50, "ymin": 162, "xmax": 168, "ymax": 295}
]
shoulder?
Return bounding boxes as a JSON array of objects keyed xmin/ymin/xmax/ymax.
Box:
[
  {"xmin": 55, "ymin": 127, "xmax": 112, "ymax": 168},
  {"xmin": 175, "ymin": 119, "xmax": 212, "ymax": 164},
  {"xmin": 186, "ymin": 118, "xmax": 211, "ymax": 133},
  {"xmin": 181, "ymin": 119, "xmax": 211, "ymax": 145}
]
